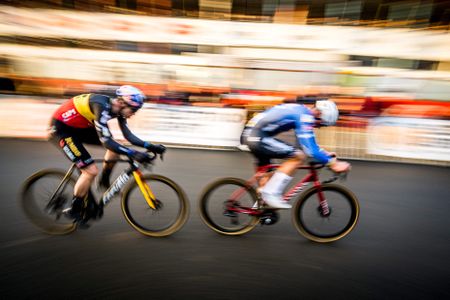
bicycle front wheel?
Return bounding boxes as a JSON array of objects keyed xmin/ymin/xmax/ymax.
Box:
[
  {"xmin": 199, "ymin": 177, "xmax": 260, "ymax": 236},
  {"xmin": 121, "ymin": 174, "xmax": 189, "ymax": 237},
  {"xmin": 20, "ymin": 169, "xmax": 77, "ymax": 235},
  {"xmin": 292, "ymin": 184, "xmax": 359, "ymax": 243}
]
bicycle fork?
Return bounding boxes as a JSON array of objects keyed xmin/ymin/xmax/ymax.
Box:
[
  {"xmin": 132, "ymin": 170, "xmax": 157, "ymax": 209},
  {"xmin": 316, "ymin": 189, "xmax": 330, "ymax": 216}
]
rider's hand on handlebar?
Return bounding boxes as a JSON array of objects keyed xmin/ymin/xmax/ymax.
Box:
[
  {"xmin": 329, "ymin": 160, "xmax": 351, "ymax": 173},
  {"xmin": 328, "ymin": 151, "xmax": 337, "ymax": 158},
  {"xmin": 130, "ymin": 150, "xmax": 151, "ymax": 163},
  {"xmin": 145, "ymin": 143, "xmax": 166, "ymax": 155}
]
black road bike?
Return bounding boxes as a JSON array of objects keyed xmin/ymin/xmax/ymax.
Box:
[{"xmin": 20, "ymin": 153, "xmax": 190, "ymax": 237}]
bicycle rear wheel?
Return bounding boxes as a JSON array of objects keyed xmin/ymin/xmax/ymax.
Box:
[
  {"xmin": 292, "ymin": 184, "xmax": 359, "ymax": 243},
  {"xmin": 199, "ymin": 177, "xmax": 260, "ymax": 235},
  {"xmin": 121, "ymin": 174, "xmax": 189, "ymax": 237},
  {"xmin": 20, "ymin": 169, "xmax": 77, "ymax": 235}
]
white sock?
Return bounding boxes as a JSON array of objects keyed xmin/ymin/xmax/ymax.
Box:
[{"xmin": 262, "ymin": 172, "xmax": 292, "ymax": 196}]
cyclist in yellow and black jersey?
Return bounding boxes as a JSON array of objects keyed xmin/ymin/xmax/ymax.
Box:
[{"xmin": 49, "ymin": 85, "xmax": 166, "ymax": 222}]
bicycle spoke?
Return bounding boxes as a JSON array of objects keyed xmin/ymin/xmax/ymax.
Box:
[
  {"xmin": 122, "ymin": 174, "xmax": 189, "ymax": 237},
  {"xmin": 21, "ymin": 169, "xmax": 77, "ymax": 235},
  {"xmin": 293, "ymin": 184, "xmax": 359, "ymax": 242},
  {"xmin": 199, "ymin": 178, "xmax": 259, "ymax": 235}
]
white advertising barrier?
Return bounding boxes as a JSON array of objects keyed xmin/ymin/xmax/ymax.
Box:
[
  {"xmin": 367, "ymin": 117, "xmax": 450, "ymax": 162},
  {"xmin": 0, "ymin": 99, "xmax": 247, "ymax": 148},
  {"xmin": 0, "ymin": 99, "xmax": 59, "ymax": 139},
  {"xmin": 108, "ymin": 103, "xmax": 247, "ymax": 147},
  {"xmin": 0, "ymin": 5, "xmax": 449, "ymax": 60}
]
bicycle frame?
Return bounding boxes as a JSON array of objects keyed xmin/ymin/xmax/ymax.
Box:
[
  {"xmin": 227, "ymin": 163, "xmax": 329, "ymax": 216},
  {"xmin": 48, "ymin": 159, "xmax": 157, "ymax": 210}
]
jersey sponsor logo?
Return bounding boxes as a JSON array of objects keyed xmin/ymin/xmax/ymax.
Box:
[
  {"xmin": 64, "ymin": 137, "xmax": 81, "ymax": 157},
  {"xmin": 119, "ymin": 146, "xmax": 130, "ymax": 154},
  {"xmin": 94, "ymin": 121, "xmax": 111, "ymax": 137},
  {"xmin": 297, "ymin": 133, "xmax": 314, "ymax": 139},
  {"xmin": 75, "ymin": 158, "xmax": 92, "ymax": 168},
  {"xmin": 61, "ymin": 108, "xmax": 77, "ymax": 120},
  {"xmin": 265, "ymin": 124, "xmax": 279, "ymax": 131},
  {"xmin": 247, "ymin": 136, "xmax": 260, "ymax": 142},
  {"xmin": 76, "ymin": 160, "xmax": 87, "ymax": 168},
  {"xmin": 102, "ymin": 127, "xmax": 111, "ymax": 137},
  {"xmin": 100, "ymin": 111, "xmax": 111, "ymax": 124},
  {"xmin": 62, "ymin": 145, "xmax": 76, "ymax": 160}
]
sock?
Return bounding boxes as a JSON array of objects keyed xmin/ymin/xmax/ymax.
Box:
[{"xmin": 261, "ymin": 172, "xmax": 292, "ymax": 196}]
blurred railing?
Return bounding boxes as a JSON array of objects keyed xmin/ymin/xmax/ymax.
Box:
[{"xmin": 316, "ymin": 122, "xmax": 450, "ymax": 167}]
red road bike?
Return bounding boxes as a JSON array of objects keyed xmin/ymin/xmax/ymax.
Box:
[{"xmin": 199, "ymin": 162, "xmax": 359, "ymax": 243}]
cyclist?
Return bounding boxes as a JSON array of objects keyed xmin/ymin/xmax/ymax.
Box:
[
  {"xmin": 48, "ymin": 85, "xmax": 166, "ymax": 222},
  {"xmin": 241, "ymin": 100, "xmax": 350, "ymax": 209}
]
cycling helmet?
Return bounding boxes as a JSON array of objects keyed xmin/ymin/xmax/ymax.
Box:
[
  {"xmin": 315, "ymin": 100, "xmax": 339, "ymax": 126},
  {"xmin": 116, "ymin": 85, "xmax": 145, "ymax": 109}
]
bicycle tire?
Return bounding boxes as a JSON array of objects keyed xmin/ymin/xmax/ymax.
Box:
[
  {"xmin": 198, "ymin": 177, "xmax": 260, "ymax": 236},
  {"xmin": 292, "ymin": 183, "xmax": 359, "ymax": 243},
  {"xmin": 121, "ymin": 174, "xmax": 189, "ymax": 237},
  {"xmin": 20, "ymin": 169, "xmax": 77, "ymax": 235}
]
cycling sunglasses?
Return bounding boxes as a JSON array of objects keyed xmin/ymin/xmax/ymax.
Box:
[{"xmin": 126, "ymin": 104, "xmax": 141, "ymax": 113}]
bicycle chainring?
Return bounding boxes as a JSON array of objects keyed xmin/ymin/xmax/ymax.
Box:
[{"xmin": 260, "ymin": 210, "xmax": 279, "ymax": 225}]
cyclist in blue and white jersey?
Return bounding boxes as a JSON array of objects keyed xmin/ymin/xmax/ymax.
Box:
[{"xmin": 241, "ymin": 100, "xmax": 350, "ymax": 209}]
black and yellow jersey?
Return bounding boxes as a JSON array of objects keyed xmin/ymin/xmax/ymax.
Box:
[{"xmin": 52, "ymin": 94, "xmax": 146, "ymax": 156}]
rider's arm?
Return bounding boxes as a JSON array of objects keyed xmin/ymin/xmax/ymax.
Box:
[
  {"xmin": 91, "ymin": 102, "xmax": 136, "ymax": 156},
  {"xmin": 118, "ymin": 117, "xmax": 147, "ymax": 148},
  {"xmin": 296, "ymin": 113, "xmax": 333, "ymax": 165}
]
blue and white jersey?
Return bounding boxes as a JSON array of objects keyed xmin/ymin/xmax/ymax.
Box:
[{"xmin": 245, "ymin": 104, "xmax": 331, "ymax": 164}]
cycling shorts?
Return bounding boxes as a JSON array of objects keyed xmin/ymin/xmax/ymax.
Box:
[
  {"xmin": 49, "ymin": 119, "xmax": 101, "ymax": 168},
  {"xmin": 241, "ymin": 128, "xmax": 296, "ymax": 166}
]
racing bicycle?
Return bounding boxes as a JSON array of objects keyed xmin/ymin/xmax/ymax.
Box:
[
  {"xmin": 20, "ymin": 152, "xmax": 190, "ymax": 237},
  {"xmin": 199, "ymin": 161, "xmax": 359, "ymax": 243}
]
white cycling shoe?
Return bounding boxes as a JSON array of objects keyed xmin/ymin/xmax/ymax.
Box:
[{"xmin": 261, "ymin": 192, "xmax": 291, "ymax": 209}]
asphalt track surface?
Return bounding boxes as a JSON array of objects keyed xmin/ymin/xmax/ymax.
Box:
[{"xmin": 1, "ymin": 139, "xmax": 449, "ymax": 299}]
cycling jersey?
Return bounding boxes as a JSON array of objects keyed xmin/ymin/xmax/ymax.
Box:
[
  {"xmin": 50, "ymin": 94, "xmax": 146, "ymax": 167},
  {"xmin": 241, "ymin": 103, "xmax": 332, "ymax": 165}
]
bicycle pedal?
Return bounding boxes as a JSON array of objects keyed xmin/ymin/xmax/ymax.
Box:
[{"xmin": 62, "ymin": 207, "xmax": 82, "ymax": 221}]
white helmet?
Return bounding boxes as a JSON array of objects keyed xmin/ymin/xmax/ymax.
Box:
[{"xmin": 315, "ymin": 100, "xmax": 339, "ymax": 126}]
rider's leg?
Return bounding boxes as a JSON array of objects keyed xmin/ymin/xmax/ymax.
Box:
[
  {"xmin": 98, "ymin": 150, "xmax": 119, "ymax": 189},
  {"xmin": 262, "ymin": 151, "xmax": 305, "ymax": 192},
  {"xmin": 74, "ymin": 164, "xmax": 99, "ymax": 198},
  {"xmin": 261, "ymin": 151, "xmax": 306, "ymax": 209},
  {"xmin": 49, "ymin": 123, "xmax": 102, "ymax": 221},
  {"xmin": 70, "ymin": 164, "xmax": 99, "ymax": 220}
]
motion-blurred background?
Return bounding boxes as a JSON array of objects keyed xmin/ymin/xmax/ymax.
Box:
[{"xmin": 0, "ymin": 0, "xmax": 449, "ymax": 165}]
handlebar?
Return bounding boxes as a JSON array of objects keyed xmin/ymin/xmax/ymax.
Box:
[
  {"xmin": 92, "ymin": 150, "xmax": 162, "ymax": 169},
  {"xmin": 307, "ymin": 161, "xmax": 350, "ymax": 184},
  {"xmin": 135, "ymin": 150, "xmax": 161, "ymax": 167},
  {"xmin": 321, "ymin": 171, "xmax": 348, "ymax": 184}
]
